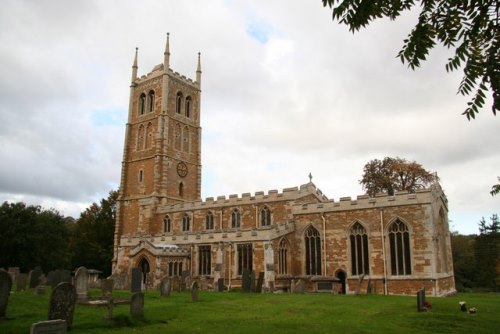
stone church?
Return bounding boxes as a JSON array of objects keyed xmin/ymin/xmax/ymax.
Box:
[{"xmin": 112, "ymin": 35, "xmax": 455, "ymax": 296}]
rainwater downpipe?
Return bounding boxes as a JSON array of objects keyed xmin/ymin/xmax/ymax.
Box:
[
  {"xmin": 380, "ymin": 210, "xmax": 388, "ymax": 295},
  {"xmin": 322, "ymin": 213, "xmax": 327, "ymax": 276}
]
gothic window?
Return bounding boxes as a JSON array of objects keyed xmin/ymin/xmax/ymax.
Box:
[
  {"xmin": 139, "ymin": 93, "xmax": 146, "ymax": 115},
  {"xmin": 176, "ymin": 92, "xmax": 183, "ymax": 114},
  {"xmin": 182, "ymin": 213, "xmax": 190, "ymax": 231},
  {"xmin": 168, "ymin": 261, "xmax": 182, "ymax": 277},
  {"xmin": 182, "ymin": 126, "xmax": 189, "ymax": 152},
  {"xmin": 145, "ymin": 122, "xmax": 153, "ymax": 149},
  {"xmin": 206, "ymin": 211, "xmax": 214, "ymax": 230},
  {"xmin": 278, "ymin": 238, "xmax": 289, "ymax": 275},
  {"xmin": 388, "ymin": 219, "xmax": 412, "ymax": 276},
  {"xmin": 137, "ymin": 124, "xmax": 145, "ymax": 151},
  {"xmin": 163, "ymin": 215, "xmax": 171, "ymax": 233},
  {"xmin": 198, "ymin": 245, "xmax": 211, "ymax": 276},
  {"xmin": 148, "ymin": 90, "xmax": 155, "ymax": 112},
  {"xmin": 261, "ymin": 206, "xmax": 271, "ymax": 226},
  {"xmin": 231, "ymin": 209, "xmax": 241, "ymax": 228},
  {"xmin": 138, "ymin": 170, "xmax": 144, "ymax": 183},
  {"xmin": 237, "ymin": 243, "xmax": 252, "ymax": 275},
  {"xmin": 185, "ymin": 96, "xmax": 192, "ymax": 118},
  {"xmin": 304, "ymin": 226, "xmax": 322, "ymax": 275},
  {"xmin": 179, "ymin": 182, "xmax": 184, "ymax": 197},
  {"xmin": 350, "ymin": 222, "xmax": 369, "ymax": 276}
]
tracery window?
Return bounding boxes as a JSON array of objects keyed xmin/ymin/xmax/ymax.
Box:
[
  {"xmin": 182, "ymin": 213, "xmax": 190, "ymax": 232},
  {"xmin": 304, "ymin": 226, "xmax": 321, "ymax": 275},
  {"xmin": 198, "ymin": 245, "xmax": 211, "ymax": 276},
  {"xmin": 350, "ymin": 222, "xmax": 369, "ymax": 276},
  {"xmin": 261, "ymin": 206, "xmax": 271, "ymax": 226},
  {"xmin": 388, "ymin": 219, "xmax": 412, "ymax": 275},
  {"xmin": 231, "ymin": 209, "xmax": 241, "ymax": 228},
  {"xmin": 237, "ymin": 243, "xmax": 252, "ymax": 275},
  {"xmin": 168, "ymin": 261, "xmax": 182, "ymax": 277},
  {"xmin": 185, "ymin": 96, "xmax": 192, "ymax": 118},
  {"xmin": 278, "ymin": 238, "xmax": 289, "ymax": 275},
  {"xmin": 148, "ymin": 90, "xmax": 155, "ymax": 113},
  {"xmin": 176, "ymin": 92, "xmax": 183, "ymax": 114},
  {"xmin": 139, "ymin": 93, "xmax": 146, "ymax": 115},
  {"xmin": 163, "ymin": 215, "xmax": 171, "ymax": 233},
  {"xmin": 206, "ymin": 211, "xmax": 214, "ymax": 230}
]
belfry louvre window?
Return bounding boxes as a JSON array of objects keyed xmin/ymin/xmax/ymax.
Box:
[
  {"xmin": 261, "ymin": 206, "xmax": 271, "ymax": 226},
  {"xmin": 176, "ymin": 92, "xmax": 182, "ymax": 114},
  {"xmin": 350, "ymin": 222, "xmax": 369, "ymax": 276},
  {"xmin": 304, "ymin": 226, "xmax": 322, "ymax": 275},
  {"xmin": 163, "ymin": 215, "xmax": 171, "ymax": 233},
  {"xmin": 139, "ymin": 93, "xmax": 146, "ymax": 115},
  {"xmin": 237, "ymin": 243, "xmax": 252, "ymax": 275},
  {"xmin": 388, "ymin": 219, "xmax": 412, "ymax": 275},
  {"xmin": 278, "ymin": 238, "xmax": 289, "ymax": 275},
  {"xmin": 148, "ymin": 90, "xmax": 155, "ymax": 112},
  {"xmin": 231, "ymin": 209, "xmax": 241, "ymax": 228},
  {"xmin": 185, "ymin": 96, "xmax": 192, "ymax": 118},
  {"xmin": 206, "ymin": 211, "xmax": 214, "ymax": 230},
  {"xmin": 198, "ymin": 245, "xmax": 211, "ymax": 276},
  {"xmin": 182, "ymin": 214, "xmax": 190, "ymax": 232}
]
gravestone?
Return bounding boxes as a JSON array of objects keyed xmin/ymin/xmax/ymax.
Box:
[
  {"xmin": 241, "ymin": 269, "xmax": 251, "ymax": 292},
  {"xmin": 249, "ymin": 271, "xmax": 256, "ymax": 292},
  {"xmin": 16, "ymin": 273, "xmax": 28, "ymax": 291},
  {"xmin": 191, "ymin": 281, "xmax": 199, "ymax": 302},
  {"xmin": 160, "ymin": 277, "xmax": 171, "ymax": 297},
  {"xmin": 268, "ymin": 281, "xmax": 275, "ymax": 293},
  {"xmin": 256, "ymin": 272, "xmax": 265, "ymax": 293},
  {"xmin": 47, "ymin": 270, "xmax": 71, "ymax": 290},
  {"xmin": 101, "ymin": 278, "xmax": 113, "ymax": 298},
  {"xmin": 0, "ymin": 269, "xmax": 13, "ymax": 318},
  {"xmin": 105, "ymin": 298, "xmax": 114, "ymax": 320},
  {"xmin": 172, "ymin": 276, "xmax": 181, "ymax": 292},
  {"xmin": 200, "ymin": 276, "xmax": 208, "ymax": 290},
  {"xmin": 181, "ymin": 271, "xmax": 190, "ymax": 291},
  {"xmin": 7, "ymin": 267, "xmax": 19, "ymax": 284},
  {"xmin": 131, "ymin": 268, "xmax": 142, "ymax": 293},
  {"xmin": 416, "ymin": 289, "xmax": 426, "ymax": 312},
  {"xmin": 48, "ymin": 282, "xmax": 76, "ymax": 330},
  {"xmin": 366, "ymin": 279, "xmax": 373, "ymax": 294},
  {"xmin": 74, "ymin": 266, "xmax": 89, "ymax": 302},
  {"xmin": 294, "ymin": 279, "xmax": 305, "ymax": 294},
  {"xmin": 355, "ymin": 274, "xmax": 365, "ymax": 295},
  {"xmin": 30, "ymin": 319, "xmax": 67, "ymax": 334},
  {"xmin": 217, "ymin": 278, "xmax": 224, "ymax": 292},
  {"xmin": 130, "ymin": 292, "xmax": 144, "ymax": 318},
  {"xmin": 29, "ymin": 267, "xmax": 43, "ymax": 289}
]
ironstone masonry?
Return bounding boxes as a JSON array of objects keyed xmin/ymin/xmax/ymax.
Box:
[{"xmin": 112, "ymin": 35, "xmax": 456, "ymax": 296}]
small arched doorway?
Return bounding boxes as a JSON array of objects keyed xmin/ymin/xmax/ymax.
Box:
[
  {"xmin": 335, "ymin": 270, "xmax": 347, "ymax": 294},
  {"xmin": 139, "ymin": 257, "xmax": 150, "ymax": 285}
]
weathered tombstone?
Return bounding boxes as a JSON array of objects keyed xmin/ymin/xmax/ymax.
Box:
[
  {"xmin": 130, "ymin": 268, "xmax": 142, "ymax": 293},
  {"xmin": 7, "ymin": 267, "xmax": 19, "ymax": 284},
  {"xmin": 217, "ymin": 278, "xmax": 224, "ymax": 292},
  {"xmin": 30, "ymin": 319, "xmax": 67, "ymax": 334},
  {"xmin": 16, "ymin": 273, "xmax": 28, "ymax": 291},
  {"xmin": 48, "ymin": 282, "xmax": 76, "ymax": 330},
  {"xmin": 268, "ymin": 281, "xmax": 275, "ymax": 293},
  {"xmin": 172, "ymin": 276, "xmax": 181, "ymax": 292},
  {"xmin": 130, "ymin": 292, "xmax": 144, "ymax": 318},
  {"xmin": 355, "ymin": 274, "xmax": 365, "ymax": 295},
  {"xmin": 191, "ymin": 281, "xmax": 199, "ymax": 302},
  {"xmin": 366, "ymin": 279, "xmax": 373, "ymax": 294},
  {"xmin": 106, "ymin": 298, "xmax": 114, "ymax": 320},
  {"xmin": 160, "ymin": 277, "xmax": 171, "ymax": 297},
  {"xmin": 256, "ymin": 272, "xmax": 264, "ymax": 293},
  {"xmin": 416, "ymin": 289, "xmax": 425, "ymax": 312},
  {"xmin": 29, "ymin": 267, "xmax": 43, "ymax": 289},
  {"xmin": 242, "ymin": 269, "xmax": 251, "ymax": 292},
  {"xmin": 48, "ymin": 270, "xmax": 71, "ymax": 290},
  {"xmin": 0, "ymin": 269, "xmax": 13, "ymax": 318},
  {"xmin": 294, "ymin": 279, "xmax": 306, "ymax": 294},
  {"xmin": 181, "ymin": 271, "xmax": 190, "ymax": 291},
  {"xmin": 74, "ymin": 266, "xmax": 89, "ymax": 302},
  {"xmin": 101, "ymin": 278, "xmax": 113, "ymax": 298},
  {"xmin": 200, "ymin": 276, "xmax": 208, "ymax": 290},
  {"xmin": 249, "ymin": 271, "xmax": 256, "ymax": 292}
]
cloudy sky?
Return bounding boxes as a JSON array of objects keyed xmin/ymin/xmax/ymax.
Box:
[{"xmin": 0, "ymin": 0, "xmax": 497, "ymax": 234}]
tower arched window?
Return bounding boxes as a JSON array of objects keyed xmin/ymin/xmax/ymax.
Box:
[
  {"xmin": 182, "ymin": 213, "xmax": 190, "ymax": 232},
  {"xmin": 388, "ymin": 219, "xmax": 412, "ymax": 276},
  {"xmin": 148, "ymin": 90, "xmax": 155, "ymax": 113},
  {"xmin": 278, "ymin": 238, "xmax": 290, "ymax": 275},
  {"xmin": 350, "ymin": 222, "xmax": 369, "ymax": 276},
  {"xmin": 206, "ymin": 211, "xmax": 214, "ymax": 230},
  {"xmin": 138, "ymin": 93, "xmax": 146, "ymax": 115},
  {"xmin": 304, "ymin": 226, "xmax": 321, "ymax": 275},
  {"xmin": 176, "ymin": 92, "xmax": 183, "ymax": 114},
  {"xmin": 185, "ymin": 96, "xmax": 192, "ymax": 118},
  {"xmin": 179, "ymin": 182, "xmax": 184, "ymax": 197},
  {"xmin": 231, "ymin": 209, "xmax": 241, "ymax": 228},
  {"xmin": 163, "ymin": 215, "xmax": 171, "ymax": 233},
  {"xmin": 261, "ymin": 206, "xmax": 271, "ymax": 226}
]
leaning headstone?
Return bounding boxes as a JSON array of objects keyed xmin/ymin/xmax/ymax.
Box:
[
  {"xmin": 217, "ymin": 278, "xmax": 224, "ymax": 292},
  {"xmin": 355, "ymin": 274, "xmax": 365, "ymax": 295},
  {"xmin": 417, "ymin": 289, "xmax": 425, "ymax": 312},
  {"xmin": 30, "ymin": 319, "xmax": 67, "ymax": 334},
  {"xmin": 0, "ymin": 269, "xmax": 13, "ymax": 318},
  {"xmin": 48, "ymin": 282, "xmax": 76, "ymax": 330},
  {"xmin": 101, "ymin": 278, "xmax": 113, "ymax": 298},
  {"xmin": 74, "ymin": 266, "xmax": 89, "ymax": 302},
  {"xmin": 294, "ymin": 279, "xmax": 306, "ymax": 294},
  {"xmin": 255, "ymin": 272, "xmax": 265, "ymax": 293},
  {"xmin": 242, "ymin": 269, "xmax": 251, "ymax": 292},
  {"xmin": 29, "ymin": 267, "xmax": 43, "ymax": 289},
  {"xmin": 16, "ymin": 273, "xmax": 28, "ymax": 291},
  {"xmin": 160, "ymin": 277, "xmax": 171, "ymax": 297},
  {"xmin": 191, "ymin": 281, "xmax": 199, "ymax": 302},
  {"xmin": 130, "ymin": 292, "xmax": 144, "ymax": 318},
  {"xmin": 130, "ymin": 268, "xmax": 142, "ymax": 293}
]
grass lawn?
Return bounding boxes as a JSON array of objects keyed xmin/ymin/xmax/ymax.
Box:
[{"xmin": 1, "ymin": 289, "xmax": 499, "ymax": 334}]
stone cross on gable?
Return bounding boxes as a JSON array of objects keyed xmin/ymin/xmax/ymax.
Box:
[{"xmin": 308, "ymin": 173, "xmax": 313, "ymax": 183}]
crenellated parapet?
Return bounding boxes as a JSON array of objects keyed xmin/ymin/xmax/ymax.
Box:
[
  {"xmin": 157, "ymin": 182, "xmax": 328, "ymax": 213},
  {"xmin": 134, "ymin": 63, "xmax": 198, "ymax": 90}
]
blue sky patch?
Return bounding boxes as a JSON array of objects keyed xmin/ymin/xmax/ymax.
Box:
[
  {"xmin": 246, "ymin": 19, "xmax": 273, "ymax": 44},
  {"xmin": 91, "ymin": 108, "xmax": 126, "ymax": 127}
]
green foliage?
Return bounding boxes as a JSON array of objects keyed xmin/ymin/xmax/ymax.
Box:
[
  {"xmin": 491, "ymin": 177, "xmax": 500, "ymax": 196},
  {"xmin": 0, "ymin": 202, "xmax": 70, "ymax": 272},
  {"xmin": 474, "ymin": 214, "xmax": 500, "ymax": 290},
  {"xmin": 322, "ymin": 0, "xmax": 499, "ymax": 119},
  {"xmin": 451, "ymin": 233, "xmax": 476, "ymax": 291}
]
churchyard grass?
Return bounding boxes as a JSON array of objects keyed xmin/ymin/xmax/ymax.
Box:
[{"xmin": 1, "ymin": 289, "xmax": 499, "ymax": 334}]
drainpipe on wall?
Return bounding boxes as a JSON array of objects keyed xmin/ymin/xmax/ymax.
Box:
[
  {"xmin": 380, "ymin": 210, "xmax": 388, "ymax": 295},
  {"xmin": 322, "ymin": 213, "xmax": 327, "ymax": 276}
]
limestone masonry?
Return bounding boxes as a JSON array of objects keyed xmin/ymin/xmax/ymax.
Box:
[{"xmin": 112, "ymin": 36, "xmax": 455, "ymax": 296}]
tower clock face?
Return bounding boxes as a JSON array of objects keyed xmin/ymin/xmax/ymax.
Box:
[{"xmin": 176, "ymin": 162, "xmax": 188, "ymax": 177}]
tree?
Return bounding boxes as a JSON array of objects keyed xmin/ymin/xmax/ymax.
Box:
[
  {"xmin": 474, "ymin": 214, "xmax": 499, "ymax": 290},
  {"xmin": 322, "ymin": 0, "xmax": 499, "ymax": 119},
  {"xmin": 359, "ymin": 157, "xmax": 437, "ymax": 196},
  {"xmin": 450, "ymin": 232, "xmax": 477, "ymax": 291},
  {"xmin": 69, "ymin": 190, "xmax": 117, "ymax": 277},
  {"xmin": 491, "ymin": 177, "xmax": 500, "ymax": 196}
]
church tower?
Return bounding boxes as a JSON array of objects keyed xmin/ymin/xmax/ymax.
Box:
[{"xmin": 113, "ymin": 34, "xmax": 202, "ymax": 272}]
